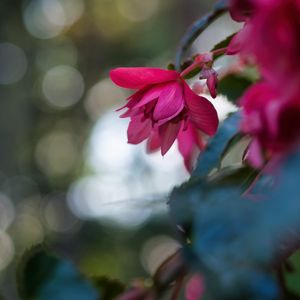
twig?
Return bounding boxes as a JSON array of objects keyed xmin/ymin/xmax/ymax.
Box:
[{"xmin": 175, "ymin": 0, "xmax": 228, "ymax": 70}]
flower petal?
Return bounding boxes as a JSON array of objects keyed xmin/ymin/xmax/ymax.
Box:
[
  {"xmin": 153, "ymin": 82, "xmax": 184, "ymax": 122},
  {"xmin": 159, "ymin": 122, "xmax": 181, "ymax": 155},
  {"xmin": 127, "ymin": 117, "xmax": 152, "ymax": 144},
  {"xmin": 185, "ymin": 275, "xmax": 205, "ymax": 300},
  {"xmin": 146, "ymin": 130, "xmax": 161, "ymax": 153},
  {"xmin": 133, "ymin": 84, "xmax": 164, "ymax": 109},
  {"xmin": 246, "ymin": 138, "xmax": 264, "ymax": 168},
  {"xmin": 184, "ymin": 82, "xmax": 218, "ymax": 136},
  {"xmin": 110, "ymin": 67, "xmax": 179, "ymax": 90},
  {"xmin": 177, "ymin": 123, "xmax": 204, "ymax": 172}
]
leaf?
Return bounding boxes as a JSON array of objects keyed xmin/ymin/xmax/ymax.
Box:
[
  {"xmin": 285, "ymin": 251, "xmax": 300, "ymax": 297},
  {"xmin": 211, "ymin": 34, "xmax": 235, "ymax": 53},
  {"xmin": 208, "ymin": 165, "xmax": 258, "ymax": 191},
  {"xmin": 183, "ymin": 66, "xmax": 201, "ymax": 79},
  {"xmin": 218, "ymin": 74, "xmax": 253, "ymax": 103},
  {"xmin": 188, "ymin": 148, "xmax": 300, "ymax": 299},
  {"xmin": 18, "ymin": 246, "xmax": 99, "ymax": 300},
  {"xmin": 192, "ymin": 112, "xmax": 241, "ymax": 178},
  {"xmin": 220, "ymin": 132, "xmax": 245, "ymax": 162},
  {"xmin": 211, "ymin": 33, "xmax": 236, "ymax": 60}
]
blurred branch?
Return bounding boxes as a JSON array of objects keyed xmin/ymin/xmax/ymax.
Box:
[{"xmin": 175, "ymin": 0, "xmax": 228, "ymax": 70}]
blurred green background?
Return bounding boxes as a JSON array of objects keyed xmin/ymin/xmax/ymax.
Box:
[{"xmin": 0, "ymin": 0, "xmax": 218, "ymax": 298}]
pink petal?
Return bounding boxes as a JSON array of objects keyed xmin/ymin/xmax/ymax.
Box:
[
  {"xmin": 184, "ymin": 82, "xmax": 218, "ymax": 136},
  {"xmin": 246, "ymin": 138, "xmax": 264, "ymax": 168},
  {"xmin": 127, "ymin": 117, "xmax": 152, "ymax": 144},
  {"xmin": 133, "ymin": 84, "xmax": 164, "ymax": 109},
  {"xmin": 159, "ymin": 122, "xmax": 181, "ymax": 155},
  {"xmin": 185, "ymin": 275, "xmax": 205, "ymax": 300},
  {"xmin": 206, "ymin": 72, "xmax": 218, "ymax": 99},
  {"xmin": 264, "ymin": 100, "xmax": 282, "ymax": 138},
  {"xmin": 227, "ymin": 25, "xmax": 249, "ymax": 55},
  {"xmin": 110, "ymin": 67, "xmax": 179, "ymax": 90},
  {"xmin": 153, "ymin": 82, "xmax": 185, "ymax": 122},
  {"xmin": 177, "ymin": 123, "xmax": 204, "ymax": 172},
  {"xmin": 146, "ymin": 130, "xmax": 161, "ymax": 153}
]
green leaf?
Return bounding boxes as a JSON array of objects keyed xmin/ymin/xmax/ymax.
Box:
[
  {"xmin": 285, "ymin": 251, "xmax": 300, "ymax": 297},
  {"xmin": 192, "ymin": 112, "xmax": 241, "ymax": 178},
  {"xmin": 182, "ymin": 66, "xmax": 201, "ymax": 79},
  {"xmin": 167, "ymin": 63, "xmax": 176, "ymax": 70},
  {"xmin": 218, "ymin": 74, "xmax": 252, "ymax": 103},
  {"xmin": 208, "ymin": 165, "xmax": 258, "ymax": 191},
  {"xmin": 18, "ymin": 247, "xmax": 99, "ymax": 300},
  {"xmin": 211, "ymin": 34, "xmax": 235, "ymax": 52}
]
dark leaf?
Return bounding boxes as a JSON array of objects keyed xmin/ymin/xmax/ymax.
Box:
[
  {"xmin": 211, "ymin": 34, "xmax": 235, "ymax": 52},
  {"xmin": 218, "ymin": 74, "xmax": 252, "ymax": 103},
  {"xmin": 211, "ymin": 33, "xmax": 236, "ymax": 60},
  {"xmin": 91, "ymin": 276, "xmax": 125, "ymax": 300},
  {"xmin": 17, "ymin": 246, "xmax": 99, "ymax": 300}
]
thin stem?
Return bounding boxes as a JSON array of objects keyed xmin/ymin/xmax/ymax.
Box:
[
  {"xmin": 180, "ymin": 61, "xmax": 201, "ymax": 78},
  {"xmin": 212, "ymin": 47, "xmax": 228, "ymax": 57},
  {"xmin": 175, "ymin": 0, "xmax": 228, "ymax": 70}
]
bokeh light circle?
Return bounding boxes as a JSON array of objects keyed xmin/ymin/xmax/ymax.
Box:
[
  {"xmin": 42, "ymin": 65, "xmax": 84, "ymax": 109},
  {"xmin": 23, "ymin": 0, "xmax": 85, "ymax": 39},
  {"xmin": 0, "ymin": 42, "xmax": 27, "ymax": 85}
]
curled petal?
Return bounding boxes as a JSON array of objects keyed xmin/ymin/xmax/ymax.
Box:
[
  {"xmin": 127, "ymin": 117, "xmax": 152, "ymax": 144},
  {"xmin": 153, "ymin": 82, "xmax": 184, "ymax": 122},
  {"xmin": 110, "ymin": 67, "xmax": 179, "ymax": 90},
  {"xmin": 159, "ymin": 122, "xmax": 181, "ymax": 155},
  {"xmin": 184, "ymin": 82, "xmax": 218, "ymax": 136}
]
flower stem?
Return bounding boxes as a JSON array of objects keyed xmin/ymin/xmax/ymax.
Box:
[{"xmin": 175, "ymin": 0, "xmax": 228, "ymax": 70}]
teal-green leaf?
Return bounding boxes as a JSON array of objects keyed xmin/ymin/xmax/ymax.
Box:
[
  {"xmin": 18, "ymin": 247, "xmax": 99, "ymax": 300},
  {"xmin": 192, "ymin": 112, "xmax": 241, "ymax": 178}
]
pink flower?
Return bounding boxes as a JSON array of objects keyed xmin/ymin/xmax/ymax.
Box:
[
  {"xmin": 110, "ymin": 67, "xmax": 219, "ymax": 172},
  {"xmin": 229, "ymin": 0, "xmax": 300, "ymax": 93},
  {"xmin": 240, "ymin": 82, "xmax": 300, "ymax": 167},
  {"xmin": 229, "ymin": 0, "xmax": 255, "ymax": 22},
  {"xmin": 185, "ymin": 274, "xmax": 205, "ymax": 300}
]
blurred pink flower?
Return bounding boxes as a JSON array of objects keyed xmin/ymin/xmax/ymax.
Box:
[
  {"xmin": 229, "ymin": 0, "xmax": 255, "ymax": 22},
  {"xmin": 110, "ymin": 67, "xmax": 219, "ymax": 171},
  {"xmin": 229, "ymin": 0, "xmax": 300, "ymax": 94},
  {"xmin": 240, "ymin": 82, "xmax": 300, "ymax": 167},
  {"xmin": 185, "ymin": 274, "xmax": 205, "ymax": 300}
]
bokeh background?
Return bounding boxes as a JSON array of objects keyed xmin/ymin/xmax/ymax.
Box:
[{"xmin": 0, "ymin": 1, "xmax": 239, "ymax": 298}]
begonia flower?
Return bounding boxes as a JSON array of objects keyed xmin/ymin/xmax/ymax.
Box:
[
  {"xmin": 229, "ymin": 0, "xmax": 300, "ymax": 93},
  {"xmin": 229, "ymin": 0, "xmax": 255, "ymax": 22},
  {"xmin": 110, "ymin": 67, "xmax": 219, "ymax": 172},
  {"xmin": 240, "ymin": 82, "xmax": 300, "ymax": 167}
]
